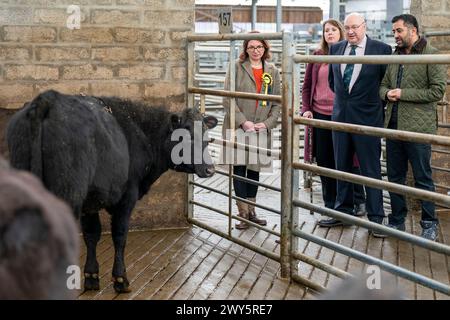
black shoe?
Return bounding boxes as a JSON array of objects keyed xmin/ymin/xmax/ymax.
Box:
[
  {"xmin": 370, "ymin": 222, "xmax": 405, "ymax": 238},
  {"xmin": 420, "ymin": 221, "xmax": 438, "ymax": 241},
  {"xmin": 354, "ymin": 203, "xmax": 367, "ymax": 217},
  {"xmin": 387, "ymin": 222, "xmax": 406, "ymax": 232},
  {"xmin": 318, "ymin": 218, "xmax": 344, "ymax": 227},
  {"xmin": 369, "ymin": 229, "xmax": 388, "ymax": 238}
]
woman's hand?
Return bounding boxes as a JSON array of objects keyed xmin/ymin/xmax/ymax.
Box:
[
  {"xmin": 302, "ymin": 111, "xmax": 313, "ymax": 119},
  {"xmin": 254, "ymin": 122, "xmax": 267, "ymax": 131},
  {"xmin": 241, "ymin": 121, "xmax": 255, "ymax": 132}
]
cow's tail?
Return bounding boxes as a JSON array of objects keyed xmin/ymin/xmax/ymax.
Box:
[{"xmin": 27, "ymin": 90, "xmax": 57, "ymax": 180}]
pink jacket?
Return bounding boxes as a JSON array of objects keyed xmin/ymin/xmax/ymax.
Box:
[
  {"xmin": 301, "ymin": 49, "xmax": 325, "ymax": 163},
  {"xmin": 300, "ymin": 49, "xmax": 360, "ymax": 167}
]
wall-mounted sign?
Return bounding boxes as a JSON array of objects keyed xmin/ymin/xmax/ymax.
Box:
[{"xmin": 218, "ymin": 7, "xmax": 233, "ymax": 34}]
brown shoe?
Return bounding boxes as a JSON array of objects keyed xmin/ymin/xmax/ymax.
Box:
[
  {"xmin": 235, "ymin": 200, "xmax": 249, "ymax": 230},
  {"xmin": 247, "ymin": 197, "xmax": 267, "ymax": 226}
]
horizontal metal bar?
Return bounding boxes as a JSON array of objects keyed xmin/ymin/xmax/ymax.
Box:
[
  {"xmin": 295, "ymin": 117, "xmax": 450, "ymax": 147},
  {"xmin": 233, "ymin": 195, "xmax": 281, "ymax": 215},
  {"xmin": 293, "ymin": 54, "xmax": 450, "ymax": 65},
  {"xmin": 291, "ymin": 274, "xmax": 326, "ymax": 294},
  {"xmin": 188, "ymin": 217, "xmax": 280, "ymax": 261},
  {"xmin": 424, "ymin": 30, "xmax": 450, "ymax": 37},
  {"xmin": 293, "ymin": 162, "xmax": 450, "ymax": 208},
  {"xmin": 191, "ymin": 180, "xmax": 229, "ymax": 197},
  {"xmin": 215, "ymin": 169, "xmax": 282, "ymax": 192},
  {"xmin": 189, "ymin": 181, "xmax": 281, "ymax": 215},
  {"xmin": 438, "ymin": 122, "xmax": 450, "ymax": 129},
  {"xmin": 210, "ymin": 137, "xmax": 281, "ymax": 159},
  {"xmin": 190, "ymin": 200, "xmax": 280, "ymax": 237},
  {"xmin": 432, "ymin": 148, "xmax": 450, "ymax": 155},
  {"xmin": 189, "ymin": 87, "xmax": 282, "ymax": 103},
  {"xmin": 435, "ymin": 183, "xmax": 450, "ymax": 191},
  {"xmin": 291, "ymin": 228, "xmax": 450, "ymax": 296},
  {"xmin": 431, "ymin": 165, "xmax": 450, "ymax": 173},
  {"xmin": 188, "ymin": 32, "xmax": 283, "ymax": 42},
  {"xmin": 293, "ymin": 199, "xmax": 450, "ymax": 256},
  {"xmin": 292, "ymin": 251, "xmax": 351, "ymax": 280}
]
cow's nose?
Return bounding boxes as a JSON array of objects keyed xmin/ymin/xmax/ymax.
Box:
[{"xmin": 206, "ymin": 166, "xmax": 215, "ymax": 176}]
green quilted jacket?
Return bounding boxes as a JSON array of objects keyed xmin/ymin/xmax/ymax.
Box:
[{"xmin": 379, "ymin": 41, "xmax": 447, "ymax": 134}]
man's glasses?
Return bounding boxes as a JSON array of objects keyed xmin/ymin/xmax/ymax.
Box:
[
  {"xmin": 344, "ymin": 22, "xmax": 365, "ymax": 32},
  {"xmin": 247, "ymin": 45, "xmax": 265, "ymax": 51}
]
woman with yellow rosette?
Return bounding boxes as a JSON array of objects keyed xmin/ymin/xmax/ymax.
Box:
[{"xmin": 222, "ymin": 31, "xmax": 281, "ymax": 230}]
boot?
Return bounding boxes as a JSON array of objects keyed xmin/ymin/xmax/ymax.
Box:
[
  {"xmin": 235, "ymin": 200, "xmax": 249, "ymax": 230},
  {"xmin": 420, "ymin": 220, "xmax": 439, "ymax": 241},
  {"xmin": 247, "ymin": 197, "xmax": 267, "ymax": 226}
]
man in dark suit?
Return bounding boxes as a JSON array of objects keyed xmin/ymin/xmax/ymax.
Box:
[{"xmin": 319, "ymin": 13, "xmax": 392, "ymax": 230}]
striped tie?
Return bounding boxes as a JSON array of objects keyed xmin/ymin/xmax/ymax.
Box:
[{"xmin": 343, "ymin": 45, "xmax": 357, "ymax": 91}]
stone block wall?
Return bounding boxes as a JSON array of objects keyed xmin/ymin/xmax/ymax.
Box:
[
  {"xmin": 0, "ymin": 0, "xmax": 195, "ymax": 230},
  {"xmin": 411, "ymin": 0, "xmax": 450, "ymax": 198}
]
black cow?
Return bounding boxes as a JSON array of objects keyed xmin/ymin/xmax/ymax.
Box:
[
  {"xmin": 0, "ymin": 156, "xmax": 79, "ymax": 299},
  {"xmin": 7, "ymin": 90, "xmax": 217, "ymax": 293}
]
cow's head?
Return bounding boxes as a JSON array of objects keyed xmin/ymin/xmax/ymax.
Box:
[{"xmin": 167, "ymin": 108, "xmax": 218, "ymax": 178}]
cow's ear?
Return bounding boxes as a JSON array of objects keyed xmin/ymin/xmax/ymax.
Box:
[
  {"xmin": 170, "ymin": 114, "xmax": 181, "ymax": 131},
  {"xmin": 203, "ymin": 115, "xmax": 218, "ymax": 129}
]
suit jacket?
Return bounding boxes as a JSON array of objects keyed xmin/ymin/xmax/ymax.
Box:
[{"xmin": 328, "ymin": 36, "xmax": 392, "ymax": 127}]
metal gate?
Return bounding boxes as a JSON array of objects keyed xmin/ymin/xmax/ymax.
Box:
[{"xmin": 185, "ymin": 31, "xmax": 450, "ymax": 297}]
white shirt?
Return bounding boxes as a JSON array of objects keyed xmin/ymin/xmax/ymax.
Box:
[{"xmin": 340, "ymin": 35, "xmax": 367, "ymax": 93}]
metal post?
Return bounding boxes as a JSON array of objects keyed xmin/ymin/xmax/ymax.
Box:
[
  {"xmin": 251, "ymin": 0, "xmax": 257, "ymax": 31},
  {"xmin": 228, "ymin": 39, "xmax": 237, "ymax": 236},
  {"xmin": 186, "ymin": 41, "xmax": 195, "ymax": 220},
  {"xmin": 280, "ymin": 31, "xmax": 294, "ymax": 279},
  {"xmin": 329, "ymin": 0, "xmax": 340, "ymax": 20},
  {"xmin": 290, "ymin": 57, "xmax": 300, "ymax": 277},
  {"xmin": 276, "ymin": 0, "xmax": 282, "ymax": 32},
  {"xmin": 200, "ymin": 94, "xmax": 205, "ymax": 114}
]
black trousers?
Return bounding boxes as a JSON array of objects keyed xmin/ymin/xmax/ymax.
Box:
[
  {"xmin": 386, "ymin": 139, "xmax": 437, "ymax": 225},
  {"xmin": 313, "ymin": 112, "xmax": 366, "ymax": 209},
  {"xmin": 313, "ymin": 112, "xmax": 337, "ymax": 209},
  {"xmin": 233, "ymin": 166, "xmax": 259, "ymax": 199},
  {"xmin": 332, "ymin": 130, "xmax": 384, "ymax": 223}
]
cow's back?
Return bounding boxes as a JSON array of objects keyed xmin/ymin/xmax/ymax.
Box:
[
  {"xmin": 0, "ymin": 164, "xmax": 79, "ymax": 299},
  {"xmin": 7, "ymin": 90, "xmax": 130, "ymax": 213}
]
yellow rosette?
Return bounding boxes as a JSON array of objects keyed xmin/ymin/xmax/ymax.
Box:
[{"xmin": 261, "ymin": 72, "xmax": 272, "ymax": 107}]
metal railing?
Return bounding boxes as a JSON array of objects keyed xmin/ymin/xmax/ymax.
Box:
[
  {"xmin": 186, "ymin": 31, "xmax": 450, "ymax": 298},
  {"xmin": 291, "ymin": 53, "xmax": 450, "ymax": 296}
]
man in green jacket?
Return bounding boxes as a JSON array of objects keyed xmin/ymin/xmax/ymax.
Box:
[{"xmin": 379, "ymin": 14, "xmax": 447, "ymax": 241}]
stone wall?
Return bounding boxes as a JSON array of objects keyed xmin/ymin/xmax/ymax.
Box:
[
  {"xmin": 0, "ymin": 0, "xmax": 194, "ymax": 230},
  {"xmin": 411, "ymin": 0, "xmax": 450, "ymax": 199}
]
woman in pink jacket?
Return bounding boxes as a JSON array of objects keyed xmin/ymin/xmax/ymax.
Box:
[{"xmin": 301, "ymin": 19, "xmax": 345, "ymax": 210}]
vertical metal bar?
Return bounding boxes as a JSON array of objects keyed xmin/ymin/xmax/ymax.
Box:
[
  {"xmin": 291, "ymin": 59, "xmax": 300, "ymax": 277},
  {"xmin": 251, "ymin": 0, "xmax": 257, "ymax": 30},
  {"xmin": 228, "ymin": 39, "xmax": 237, "ymax": 236},
  {"xmin": 276, "ymin": 0, "xmax": 282, "ymax": 32},
  {"xmin": 329, "ymin": 0, "xmax": 340, "ymax": 20},
  {"xmin": 280, "ymin": 31, "xmax": 294, "ymax": 278},
  {"xmin": 186, "ymin": 41, "xmax": 195, "ymax": 220},
  {"xmin": 308, "ymin": 125, "xmax": 313, "ymax": 215},
  {"xmin": 443, "ymin": 102, "xmax": 448, "ymax": 124},
  {"xmin": 200, "ymin": 94, "xmax": 205, "ymax": 114}
]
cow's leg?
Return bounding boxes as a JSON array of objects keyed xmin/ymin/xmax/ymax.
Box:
[
  {"xmin": 109, "ymin": 191, "xmax": 137, "ymax": 293},
  {"xmin": 81, "ymin": 211, "xmax": 101, "ymax": 291}
]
